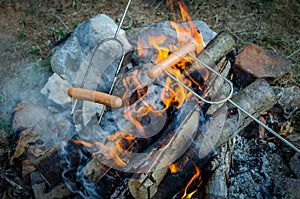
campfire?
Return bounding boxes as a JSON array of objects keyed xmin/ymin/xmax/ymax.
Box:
[{"xmin": 8, "ymin": 0, "xmax": 299, "ymax": 198}]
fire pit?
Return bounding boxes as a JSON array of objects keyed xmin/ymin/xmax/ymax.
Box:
[{"xmin": 8, "ymin": 0, "xmax": 300, "ymax": 199}]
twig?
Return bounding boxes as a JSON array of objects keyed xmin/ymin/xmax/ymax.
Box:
[
  {"xmin": 0, "ymin": 172, "xmax": 24, "ymax": 190},
  {"xmin": 55, "ymin": 15, "xmax": 70, "ymax": 32},
  {"xmin": 287, "ymin": 48, "xmax": 300, "ymax": 59}
]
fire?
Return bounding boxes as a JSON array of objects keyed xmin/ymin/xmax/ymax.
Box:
[
  {"xmin": 169, "ymin": 163, "xmax": 179, "ymax": 174},
  {"xmin": 181, "ymin": 164, "xmax": 201, "ymax": 199},
  {"xmin": 74, "ymin": 0, "xmax": 208, "ymax": 180},
  {"xmin": 106, "ymin": 131, "xmax": 135, "ymax": 152},
  {"xmin": 125, "ymin": 0, "xmax": 207, "ymax": 136},
  {"xmin": 73, "ymin": 140, "xmax": 93, "ymax": 148},
  {"xmin": 167, "ymin": 0, "xmax": 205, "ymax": 52},
  {"xmin": 73, "ymin": 134, "xmax": 132, "ymax": 168}
]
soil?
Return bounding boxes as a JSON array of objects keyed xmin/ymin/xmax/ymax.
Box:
[{"xmin": 0, "ymin": 0, "xmax": 299, "ymax": 198}]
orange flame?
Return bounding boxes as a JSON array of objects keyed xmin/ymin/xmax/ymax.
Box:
[
  {"xmin": 181, "ymin": 164, "xmax": 202, "ymax": 199},
  {"xmin": 106, "ymin": 131, "xmax": 135, "ymax": 152},
  {"xmin": 132, "ymin": 0, "xmax": 207, "ymax": 121},
  {"xmin": 73, "ymin": 137, "xmax": 128, "ymax": 168},
  {"xmin": 94, "ymin": 141, "xmax": 127, "ymax": 167},
  {"xmin": 169, "ymin": 163, "xmax": 179, "ymax": 174},
  {"xmin": 73, "ymin": 140, "xmax": 93, "ymax": 148}
]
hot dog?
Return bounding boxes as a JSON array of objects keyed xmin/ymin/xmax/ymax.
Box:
[
  {"xmin": 147, "ymin": 41, "xmax": 198, "ymax": 79},
  {"xmin": 68, "ymin": 88, "xmax": 122, "ymax": 108}
]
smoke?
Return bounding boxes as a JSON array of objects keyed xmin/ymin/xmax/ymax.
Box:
[{"xmin": 60, "ymin": 140, "xmax": 101, "ymax": 198}]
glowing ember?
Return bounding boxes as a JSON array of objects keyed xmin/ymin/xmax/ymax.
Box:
[{"xmin": 169, "ymin": 163, "xmax": 179, "ymax": 174}]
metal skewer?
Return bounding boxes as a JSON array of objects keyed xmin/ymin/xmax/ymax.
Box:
[
  {"xmin": 71, "ymin": 0, "xmax": 132, "ymax": 125},
  {"xmin": 187, "ymin": 53, "xmax": 300, "ymax": 153},
  {"xmin": 155, "ymin": 51, "xmax": 300, "ymax": 153}
]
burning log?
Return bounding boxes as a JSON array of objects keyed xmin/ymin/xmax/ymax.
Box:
[
  {"xmin": 128, "ymin": 108, "xmax": 200, "ymax": 199},
  {"xmin": 126, "ymin": 33, "xmax": 234, "ymax": 198},
  {"xmin": 203, "ymin": 138, "xmax": 235, "ymax": 199},
  {"xmin": 154, "ymin": 79, "xmax": 279, "ymax": 199}
]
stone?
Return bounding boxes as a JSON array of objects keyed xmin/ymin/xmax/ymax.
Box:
[
  {"xmin": 13, "ymin": 103, "xmax": 73, "ymax": 159},
  {"xmin": 287, "ymin": 133, "xmax": 300, "ymax": 149},
  {"xmin": 1, "ymin": 61, "xmax": 51, "ymax": 124},
  {"xmin": 234, "ymin": 44, "xmax": 291, "ymax": 79},
  {"xmin": 13, "ymin": 103, "xmax": 50, "ymax": 133},
  {"xmin": 51, "ymin": 14, "xmax": 133, "ymax": 87},
  {"xmin": 129, "ymin": 20, "xmax": 217, "ymax": 47},
  {"xmin": 41, "ymin": 73, "xmax": 72, "ymax": 106},
  {"xmin": 277, "ymin": 177, "xmax": 300, "ymax": 199},
  {"xmin": 277, "ymin": 86, "xmax": 300, "ymax": 117},
  {"xmin": 289, "ymin": 153, "xmax": 300, "ymax": 179}
]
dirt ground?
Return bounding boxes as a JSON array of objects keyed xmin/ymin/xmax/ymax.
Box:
[{"xmin": 0, "ymin": 0, "xmax": 299, "ymax": 198}]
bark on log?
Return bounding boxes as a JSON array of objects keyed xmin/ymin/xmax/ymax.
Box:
[
  {"xmin": 128, "ymin": 108, "xmax": 200, "ymax": 199},
  {"xmin": 154, "ymin": 79, "xmax": 279, "ymax": 199},
  {"xmin": 203, "ymin": 138, "xmax": 235, "ymax": 199}
]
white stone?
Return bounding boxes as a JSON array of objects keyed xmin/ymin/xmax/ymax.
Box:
[{"xmin": 41, "ymin": 73, "xmax": 72, "ymax": 105}]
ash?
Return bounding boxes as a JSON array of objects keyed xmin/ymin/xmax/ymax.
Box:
[{"xmin": 229, "ymin": 135, "xmax": 290, "ymax": 199}]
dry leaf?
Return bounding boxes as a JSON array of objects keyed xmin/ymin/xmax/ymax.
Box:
[
  {"xmin": 259, "ymin": 116, "xmax": 266, "ymax": 139},
  {"xmin": 22, "ymin": 159, "xmax": 36, "ymax": 184},
  {"xmin": 10, "ymin": 130, "xmax": 40, "ymax": 165},
  {"xmin": 279, "ymin": 121, "xmax": 293, "ymax": 137},
  {"xmin": 13, "ymin": 102, "xmax": 26, "ymax": 112}
]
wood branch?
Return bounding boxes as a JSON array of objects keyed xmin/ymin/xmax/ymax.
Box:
[
  {"xmin": 203, "ymin": 138, "xmax": 235, "ymax": 199},
  {"xmin": 128, "ymin": 108, "xmax": 200, "ymax": 199},
  {"xmin": 187, "ymin": 31, "xmax": 234, "ymax": 73},
  {"xmin": 154, "ymin": 79, "xmax": 279, "ymax": 199}
]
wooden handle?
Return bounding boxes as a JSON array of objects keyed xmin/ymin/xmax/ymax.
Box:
[
  {"xmin": 68, "ymin": 88, "xmax": 122, "ymax": 108},
  {"xmin": 147, "ymin": 41, "xmax": 198, "ymax": 79}
]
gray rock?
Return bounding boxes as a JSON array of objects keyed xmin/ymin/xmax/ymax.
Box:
[
  {"xmin": 51, "ymin": 14, "xmax": 133, "ymax": 87},
  {"xmin": 128, "ymin": 20, "xmax": 217, "ymax": 49},
  {"xmin": 276, "ymin": 177, "xmax": 300, "ymax": 199},
  {"xmin": 289, "ymin": 153, "xmax": 300, "ymax": 179},
  {"xmin": 0, "ymin": 61, "xmax": 51, "ymax": 124},
  {"xmin": 13, "ymin": 103, "xmax": 73, "ymax": 158},
  {"xmin": 13, "ymin": 103, "xmax": 50, "ymax": 133},
  {"xmin": 41, "ymin": 73, "xmax": 72, "ymax": 106},
  {"xmin": 277, "ymin": 86, "xmax": 300, "ymax": 117}
]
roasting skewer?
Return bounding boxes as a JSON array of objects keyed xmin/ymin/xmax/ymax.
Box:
[
  {"xmin": 148, "ymin": 40, "xmax": 234, "ymax": 104},
  {"xmin": 147, "ymin": 42, "xmax": 300, "ymax": 154},
  {"xmin": 70, "ymin": 0, "xmax": 132, "ymax": 124}
]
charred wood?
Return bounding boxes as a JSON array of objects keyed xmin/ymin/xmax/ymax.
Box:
[{"xmin": 154, "ymin": 79, "xmax": 279, "ymax": 199}]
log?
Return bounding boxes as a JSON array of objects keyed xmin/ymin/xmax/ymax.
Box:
[
  {"xmin": 154, "ymin": 79, "xmax": 279, "ymax": 199},
  {"xmin": 128, "ymin": 108, "xmax": 200, "ymax": 199},
  {"xmin": 32, "ymin": 134, "xmax": 78, "ymax": 187},
  {"xmin": 203, "ymin": 138, "xmax": 235, "ymax": 199}
]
